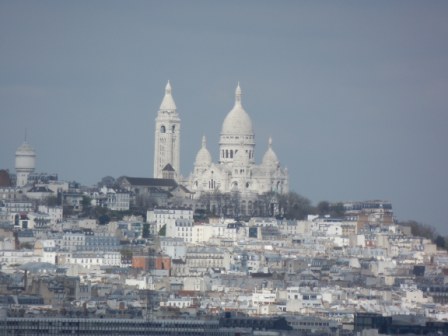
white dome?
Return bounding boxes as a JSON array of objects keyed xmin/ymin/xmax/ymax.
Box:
[
  {"xmin": 16, "ymin": 141, "xmax": 35, "ymax": 155},
  {"xmin": 195, "ymin": 136, "xmax": 212, "ymax": 166},
  {"xmin": 262, "ymin": 137, "xmax": 279, "ymax": 167},
  {"xmin": 221, "ymin": 84, "xmax": 253, "ymax": 136}
]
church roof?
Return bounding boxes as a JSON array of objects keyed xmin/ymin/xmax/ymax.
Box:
[
  {"xmin": 221, "ymin": 83, "xmax": 253, "ymax": 136},
  {"xmin": 159, "ymin": 80, "xmax": 177, "ymax": 111},
  {"xmin": 123, "ymin": 177, "xmax": 178, "ymax": 188}
]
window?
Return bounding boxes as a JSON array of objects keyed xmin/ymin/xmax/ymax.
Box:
[{"xmin": 160, "ymin": 125, "xmax": 166, "ymax": 133}]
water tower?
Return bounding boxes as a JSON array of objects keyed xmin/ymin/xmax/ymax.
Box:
[{"xmin": 15, "ymin": 141, "xmax": 36, "ymax": 187}]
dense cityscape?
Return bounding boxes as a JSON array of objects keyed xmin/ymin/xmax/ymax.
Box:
[{"xmin": 1, "ymin": 82, "xmax": 448, "ymax": 336}]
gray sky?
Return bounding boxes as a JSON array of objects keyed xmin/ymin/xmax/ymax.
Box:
[{"xmin": 1, "ymin": 1, "xmax": 447, "ymax": 233}]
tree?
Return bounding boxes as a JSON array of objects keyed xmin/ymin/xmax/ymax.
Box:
[
  {"xmin": 278, "ymin": 192, "xmax": 314, "ymax": 220},
  {"xmin": 435, "ymin": 235, "xmax": 446, "ymax": 249},
  {"xmin": 98, "ymin": 214, "xmax": 110, "ymax": 225},
  {"xmin": 330, "ymin": 202, "xmax": 345, "ymax": 218},
  {"xmin": 98, "ymin": 176, "xmax": 116, "ymax": 188},
  {"xmin": 81, "ymin": 196, "xmax": 92, "ymax": 211},
  {"xmin": 317, "ymin": 201, "xmax": 330, "ymax": 216},
  {"xmin": 158, "ymin": 224, "xmax": 166, "ymax": 236},
  {"xmin": 45, "ymin": 195, "xmax": 60, "ymax": 207},
  {"xmin": 142, "ymin": 223, "xmax": 150, "ymax": 238},
  {"xmin": 399, "ymin": 220, "xmax": 436, "ymax": 240}
]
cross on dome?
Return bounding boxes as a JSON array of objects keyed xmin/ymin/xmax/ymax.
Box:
[{"xmin": 235, "ymin": 82, "xmax": 242, "ymax": 105}]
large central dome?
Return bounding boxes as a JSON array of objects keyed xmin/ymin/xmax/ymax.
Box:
[{"xmin": 221, "ymin": 84, "xmax": 253, "ymax": 136}]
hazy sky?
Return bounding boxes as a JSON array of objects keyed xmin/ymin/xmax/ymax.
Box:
[{"xmin": 1, "ymin": 1, "xmax": 447, "ymax": 233}]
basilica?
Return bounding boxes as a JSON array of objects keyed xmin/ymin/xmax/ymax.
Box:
[{"xmin": 153, "ymin": 81, "xmax": 288, "ymax": 200}]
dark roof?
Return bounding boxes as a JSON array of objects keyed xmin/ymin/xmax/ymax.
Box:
[
  {"xmin": 27, "ymin": 186, "xmax": 53, "ymax": 193},
  {"xmin": 170, "ymin": 185, "xmax": 193, "ymax": 194},
  {"xmin": 162, "ymin": 163, "xmax": 175, "ymax": 172},
  {"xmin": 124, "ymin": 177, "xmax": 178, "ymax": 188}
]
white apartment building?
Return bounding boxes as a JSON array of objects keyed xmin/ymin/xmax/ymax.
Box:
[
  {"xmin": 66, "ymin": 251, "xmax": 122, "ymax": 269},
  {"xmin": 38, "ymin": 205, "xmax": 63, "ymax": 224},
  {"xmin": 286, "ymin": 287, "xmax": 323, "ymax": 312},
  {"xmin": 159, "ymin": 237, "xmax": 186, "ymax": 260},
  {"xmin": 252, "ymin": 288, "xmax": 278, "ymax": 306},
  {"xmin": 147, "ymin": 208, "xmax": 193, "ymax": 235},
  {"xmin": 0, "ymin": 250, "xmax": 38, "ymax": 267},
  {"xmin": 166, "ymin": 218, "xmax": 194, "ymax": 243},
  {"xmin": 192, "ymin": 222, "xmax": 245, "ymax": 244},
  {"xmin": 186, "ymin": 246, "xmax": 230, "ymax": 274},
  {"xmin": 160, "ymin": 296, "xmax": 194, "ymax": 309}
]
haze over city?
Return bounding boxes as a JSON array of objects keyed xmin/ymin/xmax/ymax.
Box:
[{"xmin": 1, "ymin": 1, "xmax": 447, "ymax": 233}]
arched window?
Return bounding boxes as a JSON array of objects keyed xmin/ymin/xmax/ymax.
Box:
[
  {"xmin": 160, "ymin": 125, "xmax": 166, "ymax": 133},
  {"xmin": 226, "ymin": 150, "xmax": 229, "ymax": 158},
  {"xmin": 172, "ymin": 125, "xmax": 175, "ymax": 132},
  {"xmin": 230, "ymin": 150, "xmax": 233, "ymax": 158}
]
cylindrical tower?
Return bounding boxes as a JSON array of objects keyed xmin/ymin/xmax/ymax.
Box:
[{"xmin": 15, "ymin": 141, "xmax": 36, "ymax": 187}]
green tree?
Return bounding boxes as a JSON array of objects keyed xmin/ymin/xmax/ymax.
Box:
[
  {"xmin": 158, "ymin": 224, "xmax": 166, "ymax": 236},
  {"xmin": 81, "ymin": 196, "xmax": 92, "ymax": 211}
]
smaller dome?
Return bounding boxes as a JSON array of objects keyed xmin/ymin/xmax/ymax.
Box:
[
  {"xmin": 262, "ymin": 137, "xmax": 279, "ymax": 167},
  {"xmin": 195, "ymin": 136, "xmax": 212, "ymax": 166}
]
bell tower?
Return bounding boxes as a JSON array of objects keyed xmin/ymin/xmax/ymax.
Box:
[{"xmin": 153, "ymin": 81, "xmax": 181, "ymax": 179}]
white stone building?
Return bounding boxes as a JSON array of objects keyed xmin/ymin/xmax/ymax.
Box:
[
  {"xmin": 187, "ymin": 84, "xmax": 288, "ymax": 197},
  {"xmin": 151, "ymin": 82, "xmax": 289, "ymax": 204},
  {"xmin": 146, "ymin": 207, "xmax": 193, "ymax": 235}
]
